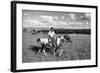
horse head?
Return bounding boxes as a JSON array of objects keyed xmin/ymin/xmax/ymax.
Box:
[
  {"xmin": 63, "ymin": 35, "xmax": 72, "ymax": 43},
  {"xmin": 36, "ymin": 38, "xmax": 40, "ymax": 42}
]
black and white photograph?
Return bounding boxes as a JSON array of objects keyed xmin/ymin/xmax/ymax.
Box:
[
  {"xmin": 11, "ymin": 1, "xmax": 97, "ymax": 72},
  {"xmin": 22, "ymin": 10, "xmax": 91, "ymax": 62}
]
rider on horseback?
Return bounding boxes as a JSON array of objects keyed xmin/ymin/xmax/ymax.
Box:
[{"xmin": 48, "ymin": 27, "xmax": 57, "ymax": 47}]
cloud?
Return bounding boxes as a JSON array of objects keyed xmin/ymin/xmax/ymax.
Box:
[
  {"xmin": 23, "ymin": 14, "xmax": 90, "ymax": 29},
  {"xmin": 84, "ymin": 13, "xmax": 91, "ymax": 18},
  {"xmin": 23, "ymin": 13, "xmax": 30, "ymax": 16},
  {"xmin": 23, "ymin": 19, "xmax": 44, "ymax": 27},
  {"xmin": 54, "ymin": 16, "xmax": 58, "ymax": 20},
  {"xmin": 40, "ymin": 15, "xmax": 54, "ymax": 21},
  {"xmin": 30, "ymin": 20, "xmax": 39, "ymax": 23},
  {"xmin": 40, "ymin": 15, "xmax": 57, "ymax": 24},
  {"xmin": 61, "ymin": 16, "xmax": 65, "ymax": 20},
  {"xmin": 69, "ymin": 13, "xmax": 76, "ymax": 20}
]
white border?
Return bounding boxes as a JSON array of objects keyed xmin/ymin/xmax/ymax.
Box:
[{"xmin": 16, "ymin": 4, "xmax": 96, "ymax": 70}]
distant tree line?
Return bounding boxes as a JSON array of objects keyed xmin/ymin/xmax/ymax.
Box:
[
  {"xmin": 23, "ymin": 28, "xmax": 91, "ymax": 34},
  {"xmin": 40, "ymin": 29, "xmax": 91, "ymax": 34}
]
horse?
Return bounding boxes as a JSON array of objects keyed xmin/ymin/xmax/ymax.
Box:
[
  {"xmin": 36, "ymin": 34, "xmax": 72, "ymax": 57},
  {"xmin": 36, "ymin": 38, "xmax": 53, "ymax": 56},
  {"xmin": 54, "ymin": 35, "xmax": 72, "ymax": 56}
]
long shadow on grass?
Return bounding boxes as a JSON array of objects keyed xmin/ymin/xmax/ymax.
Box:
[
  {"xmin": 28, "ymin": 45, "xmax": 52, "ymax": 54},
  {"xmin": 28, "ymin": 45, "xmax": 41, "ymax": 54}
]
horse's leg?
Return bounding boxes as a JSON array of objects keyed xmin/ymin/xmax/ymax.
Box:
[
  {"xmin": 58, "ymin": 49, "xmax": 63, "ymax": 57},
  {"xmin": 52, "ymin": 41, "xmax": 57, "ymax": 56},
  {"xmin": 69, "ymin": 42, "xmax": 72, "ymax": 49},
  {"xmin": 53, "ymin": 51, "xmax": 56, "ymax": 56},
  {"xmin": 53, "ymin": 49, "xmax": 57, "ymax": 56},
  {"xmin": 37, "ymin": 49, "xmax": 41, "ymax": 54},
  {"xmin": 37, "ymin": 45, "xmax": 43, "ymax": 54},
  {"xmin": 43, "ymin": 47, "xmax": 47, "ymax": 57},
  {"xmin": 53, "ymin": 47, "xmax": 56, "ymax": 56}
]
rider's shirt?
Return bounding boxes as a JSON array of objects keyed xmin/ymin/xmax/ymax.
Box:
[
  {"xmin": 48, "ymin": 30, "xmax": 57, "ymax": 47},
  {"xmin": 48, "ymin": 31, "xmax": 56, "ymax": 38}
]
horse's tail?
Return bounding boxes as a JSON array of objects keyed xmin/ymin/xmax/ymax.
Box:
[{"xmin": 36, "ymin": 38, "xmax": 40, "ymax": 42}]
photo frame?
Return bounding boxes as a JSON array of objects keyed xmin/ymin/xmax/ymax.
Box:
[{"xmin": 11, "ymin": 1, "xmax": 98, "ymax": 72}]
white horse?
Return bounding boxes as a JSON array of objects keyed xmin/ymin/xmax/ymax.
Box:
[{"xmin": 36, "ymin": 38, "xmax": 49, "ymax": 56}]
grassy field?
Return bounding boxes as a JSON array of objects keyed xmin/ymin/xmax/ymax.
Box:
[{"xmin": 22, "ymin": 31, "xmax": 91, "ymax": 63}]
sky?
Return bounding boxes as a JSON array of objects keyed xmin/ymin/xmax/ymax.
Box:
[{"xmin": 22, "ymin": 10, "xmax": 91, "ymax": 29}]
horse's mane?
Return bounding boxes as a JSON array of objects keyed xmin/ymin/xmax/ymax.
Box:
[{"xmin": 58, "ymin": 36, "xmax": 62, "ymax": 38}]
